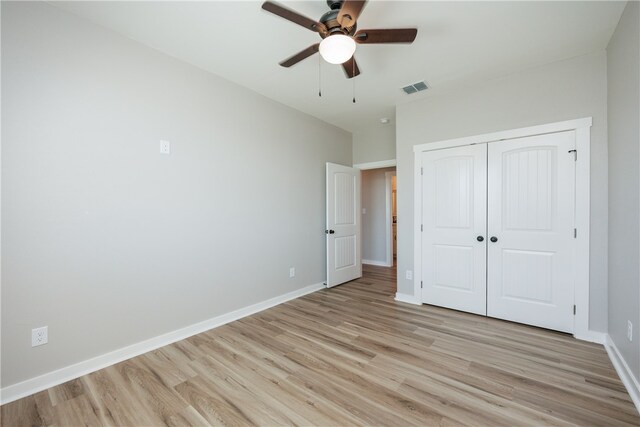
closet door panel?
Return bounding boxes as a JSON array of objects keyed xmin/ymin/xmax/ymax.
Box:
[
  {"xmin": 487, "ymin": 131, "xmax": 576, "ymax": 333},
  {"xmin": 421, "ymin": 144, "xmax": 487, "ymax": 315}
]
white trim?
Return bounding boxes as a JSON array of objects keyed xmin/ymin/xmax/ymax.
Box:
[
  {"xmin": 385, "ymin": 171, "xmax": 396, "ymax": 268},
  {"xmin": 413, "ymin": 118, "xmax": 592, "ymax": 340},
  {"xmin": 605, "ymin": 335, "xmax": 640, "ymax": 413},
  {"xmin": 413, "ymin": 118, "xmax": 592, "ymax": 153},
  {"xmin": 362, "ymin": 259, "xmax": 389, "ymax": 267},
  {"xmin": 573, "ymin": 125, "xmax": 591, "ymax": 340},
  {"xmin": 574, "ymin": 330, "xmax": 606, "ymax": 344},
  {"xmin": 0, "ymin": 282, "xmax": 325, "ymax": 405},
  {"xmin": 413, "ymin": 148, "xmax": 423, "ymax": 305},
  {"xmin": 394, "ymin": 292, "xmax": 421, "ymax": 305},
  {"xmin": 353, "ymin": 159, "xmax": 397, "ymax": 170}
]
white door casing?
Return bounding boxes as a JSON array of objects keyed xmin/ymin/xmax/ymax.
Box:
[
  {"xmin": 326, "ymin": 163, "xmax": 362, "ymax": 288},
  {"xmin": 413, "ymin": 118, "xmax": 592, "ymax": 340},
  {"xmin": 385, "ymin": 171, "xmax": 396, "ymax": 268},
  {"xmin": 486, "ymin": 131, "xmax": 576, "ymax": 333},
  {"xmin": 421, "ymin": 144, "xmax": 488, "ymax": 315}
]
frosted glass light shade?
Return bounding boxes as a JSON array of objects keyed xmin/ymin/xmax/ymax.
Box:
[{"xmin": 319, "ymin": 35, "xmax": 356, "ymax": 65}]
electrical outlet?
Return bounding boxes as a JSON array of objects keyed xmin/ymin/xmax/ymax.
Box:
[
  {"xmin": 362, "ymin": 208, "xmax": 366, "ymax": 214},
  {"xmin": 32, "ymin": 326, "xmax": 48, "ymax": 347},
  {"xmin": 289, "ymin": 267, "xmax": 295, "ymax": 278},
  {"xmin": 406, "ymin": 270, "xmax": 413, "ymax": 280},
  {"xmin": 160, "ymin": 139, "xmax": 171, "ymax": 154},
  {"xmin": 628, "ymin": 321, "xmax": 633, "ymax": 342}
]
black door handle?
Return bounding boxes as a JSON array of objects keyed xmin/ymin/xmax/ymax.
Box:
[
  {"xmin": 490, "ymin": 236, "xmax": 498, "ymax": 243},
  {"xmin": 476, "ymin": 236, "xmax": 484, "ymax": 242},
  {"xmin": 325, "ymin": 229, "xmax": 335, "ymax": 234}
]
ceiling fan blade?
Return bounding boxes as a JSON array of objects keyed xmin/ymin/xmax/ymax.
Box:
[
  {"xmin": 279, "ymin": 44, "xmax": 320, "ymax": 67},
  {"xmin": 354, "ymin": 28, "xmax": 418, "ymax": 44},
  {"xmin": 337, "ymin": 0, "xmax": 367, "ymax": 27},
  {"xmin": 262, "ymin": 1, "xmax": 327, "ymax": 34},
  {"xmin": 341, "ymin": 56, "xmax": 360, "ymax": 79}
]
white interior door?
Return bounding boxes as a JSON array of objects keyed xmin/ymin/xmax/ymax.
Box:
[
  {"xmin": 326, "ymin": 163, "xmax": 361, "ymax": 288},
  {"xmin": 487, "ymin": 131, "xmax": 576, "ymax": 333},
  {"xmin": 421, "ymin": 144, "xmax": 487, "ymax": 315}
]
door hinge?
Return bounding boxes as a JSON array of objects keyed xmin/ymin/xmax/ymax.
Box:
[
  {"xmin": 573, "ymin": 304, "xmax": 576, "ymax": 315},
  {"xmin": 574, "ymin": 228, "xmax": 577, "ymax": 238},
  {"xmin": 568, "ymin": 149, "xmax": 577, "ymax": 161},
  {"xmin": 421, "ymin": 167, "xmax": 423, "ymax": 175},
  {"xmin": 421, "ymin": 281, "xmax": 423, "ymax": 289},
  {"xmin": 421, "ymin": 224, "xmax": 423, "ymax": 232}
]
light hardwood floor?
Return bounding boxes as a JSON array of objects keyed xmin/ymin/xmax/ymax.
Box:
[{"xmin": 2, "ymin": 265, "xmax": 639, "ymax": 426}]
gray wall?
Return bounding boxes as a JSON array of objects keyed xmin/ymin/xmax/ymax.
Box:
[
  {"xmin": 396, "ymin": 52, "xmax": 609, "ymax": 332},
  {"xmin": 1, "ymin": 1, "xmax": 351, "ymax": 387},
  {"xmin": 353, "ymin": 124, "xmax": 396, "ymax": 164},
  {"xmin": 607, "ymin": 1, "xmax": 640, "ymax": 382},
  {"xmin": 362, "ymin": 167, "xmax": 395, "ymax": 263}
]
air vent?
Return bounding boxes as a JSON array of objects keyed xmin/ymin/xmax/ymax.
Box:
[
  {"xmin": 402, "ymin": 85, "xmax": 418, "ymax": 94},
  {"xmin": 402, "ymin": 81, "xmax": 429, "ymax": 95}
]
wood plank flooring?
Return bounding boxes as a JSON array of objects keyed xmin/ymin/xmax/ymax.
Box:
[{"xmin": 2, "ymin": 265, "xmax": 638, "ymax": 426}]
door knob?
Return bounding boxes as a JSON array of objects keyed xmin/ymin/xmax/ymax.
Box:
[
  {"xmin": 325, "ymin": 229, "xmax": 335, "ymax": 234},
  {"xmin": 476, "ymin": 236, "xmax": 484, "ymax": 242},
  {"xmin": 490, "ymin": 236, "xmax": 498, "ymax": 243}
]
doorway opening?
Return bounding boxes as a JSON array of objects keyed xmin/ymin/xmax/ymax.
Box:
[
  {"xmin": 361, "ymin": 167, "xmax": 396, "ymax": 268},
  {"xmin": 388, "ymin": 172, "xmax": 397, "ymax": 267}
]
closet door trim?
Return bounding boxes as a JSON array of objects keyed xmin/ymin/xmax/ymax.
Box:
[{"xmin": 412, "ymin": 117, "xmax": 593, "ymax": 342}]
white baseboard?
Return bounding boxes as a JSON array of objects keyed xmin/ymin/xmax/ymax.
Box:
[
  {"xmin": 0, "ymin": 282, "xmax": 325, "ymax": 405},
  {"xmin": 604, "ymin": 334, "xmax": 640, "ymax": 414},
  {"xmin": 574, "ymin": 330, "xmax": 606, "ymax": 344},
  {"xmin": 362, "ymin": 259, "xmax": 391, "ymax": 267},
  {"xmin": 394, "ymin": 292, "xmax": 421, "ymax": 305}
]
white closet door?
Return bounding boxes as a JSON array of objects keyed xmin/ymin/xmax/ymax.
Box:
[
  {"xmin": 421, "ymin": 144, "xmax": 487, "ymax": 315},
  {"xmin": 487, "ymin": 131, "xmax": 576, "ymax": 333}
]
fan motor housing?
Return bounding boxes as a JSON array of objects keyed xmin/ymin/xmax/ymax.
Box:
[{"xmin": 320, "ymin": 9, "xmax": 357, "ymax": 36}]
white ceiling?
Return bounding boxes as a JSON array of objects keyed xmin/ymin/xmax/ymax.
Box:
[{"xmin": 52, "ymin": 1, "xmax": 625, "ymax": 133}]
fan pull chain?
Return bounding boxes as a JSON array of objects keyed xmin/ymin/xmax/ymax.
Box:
[
  {"xmin": 318, "ymin": 54, "xmax": 322, "ymax": 97},
  {"xmin": 352, "ymin": 59, "xmax": 356, "ymax": 103}
]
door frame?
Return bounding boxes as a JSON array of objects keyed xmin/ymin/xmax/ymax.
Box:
[
  {"xmin": 385, "ymin": 171, "xmax": 396, "ymax": 267},
  {"xmin": 354, "ymin": 161, "xmax": 397, "ymax": 268},
  {"xmin": 412, "ymin": 117, "xmax": 594, "ymax": 342}
]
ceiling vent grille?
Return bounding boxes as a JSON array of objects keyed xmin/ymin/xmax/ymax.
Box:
[{"xmin": 402, "ymin": 81, "xmax": 429, "ymax": 95}]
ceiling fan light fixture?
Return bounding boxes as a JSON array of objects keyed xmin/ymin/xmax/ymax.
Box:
[{"xmin": 319, "ymin": 34, "xmax": 356, "ymax": 64}]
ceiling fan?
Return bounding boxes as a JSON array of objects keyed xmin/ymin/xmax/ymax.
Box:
[{"xmin": 262, "ymin": 0, "xmax": 418, "ymax": 79}]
